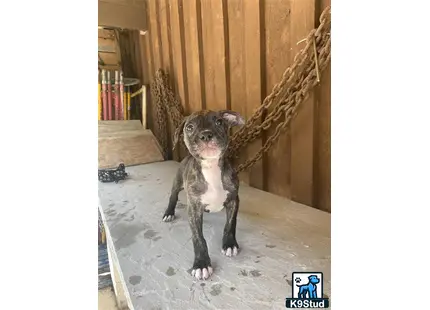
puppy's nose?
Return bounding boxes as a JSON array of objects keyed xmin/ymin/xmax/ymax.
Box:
[{"xmin": 199, "ymin": 131, "xmax": 213, "ymax": 142}]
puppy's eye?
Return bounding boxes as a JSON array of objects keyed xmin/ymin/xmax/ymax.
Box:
[
  {"xmin": 215, "ymin": 119, "xmax": 223, "ymax": 126},
  {"xmin": 186, "ymin": 124, "xmax": 194, "ymax": 131}
]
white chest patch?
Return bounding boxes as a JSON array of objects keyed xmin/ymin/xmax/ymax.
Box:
[{"xmin": 200, "ymin": 160, "xmax": 228, "ymax": 213}]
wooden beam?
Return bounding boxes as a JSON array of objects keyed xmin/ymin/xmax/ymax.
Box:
[
  {"xmin": 290, "ymin": 0, "xmax": 316, "ymax": 207},
  {"xmin": 182, "ymin": 0, "xmax": 204, "ymax": 112},
  {"xmin": 313, "ymin": 0, "xmax": 331, "ymax": 212},
  {"xmin": 200, "ymin": 0, "xmax": 229, "ymax": 111},
  {"xmin": 264, "ymin": 0, "xmax": 293, "ymax": 197},
  {"xmin": 244, "ymin": 0, "xmax": 265, "ymax": 190}
]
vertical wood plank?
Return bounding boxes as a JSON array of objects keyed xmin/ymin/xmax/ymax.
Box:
[
  {"xmin": 315, "ymin": 63, "xmax": 331, "ymax": 212},
  {"xmin": 147, "ymin": 0, "xmax": 163, "ymax": 71},
  {"xmin": 159, "ymin": 0, "xmax": 177, "ymax": 160},
  {"xmin": 200, "ymin": 0, "xmax": 228, "ymax": 111},
  {"xmin": 143, "ymin": 1, "xmax": 155, "ymax": 83},
  {"xmin": 227, "ymin": 0, "xmax": 248, "ymax": 182},
  {"xmin": 290, "ymin": 0, "xmax": 316, "ymax": 207},
  {"xmin": 264, "ymin": 0, "xmax": 292, "ymax": 198},
  {"xmin": 243, "ymin": 0, "xmax": 264, "ymax": 190},
  {"xmin": 314, "ymin": 0, "xmax": 331, "ymax": 212},
  {"xmin": 169, "ymin": 0, "xmax": 189, "ymax": 160},
  {"xmin": 142, "ymin": 1, "xmax": 155, "ymax": 132},
  {"xmin": 182, "ymin": 0, "xmax": 204, "ymax": 112},
  {"xmin": 168, "ymin": 0, "xmax": 188, "ymax": 111},
  {"xmin": 159, "ymin": 0, "xmax": 173, "ymax": 74},
  {"xmin": 143, "ymin": 32, "xmax": 155, "ymax": 131},
  {"xmin": 227, "ymin": 0, "xmax": 264, "ymax": 188},
  {"xmin": 146, "ymin": 0, "xmax": 163, "ymax": 151}
]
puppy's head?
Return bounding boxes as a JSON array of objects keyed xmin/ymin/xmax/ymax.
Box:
[
  {"xmin": 173, "ymin": 110, "xmax": 245, "ymax": 160},
  {"xmin": 308, "ymin": 275, "xmax": 320, "ymax": 284}
]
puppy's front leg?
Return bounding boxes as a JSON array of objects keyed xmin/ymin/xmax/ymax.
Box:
[
  {"xmin": 222, "ymin": 195, "xmax": 239, "ymax": 257},
  {"xmin": 162, "ymin": 169, "xmax": 183, "ymax": 222},
  {"xmin": 188, "ymin": 197, "xmax": 213, "ymax": 280}
]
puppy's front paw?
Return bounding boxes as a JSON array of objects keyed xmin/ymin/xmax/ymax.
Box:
[
  {"xmin": 162, "ymin": 207, "xmax": 175, "ymax": 222},
  {"xmin": 221, "ymin": 246, "xmax": 238, "ymax": 257},
  {"xmin": 222, "ymin": 236, "xmax": 239, "ymax": 257},
  {"xmin": 191, "ymin": 257, "xmax": 213, "ymax": 280},
  {"xmin": 191, "ymin": 266, "xmax": 213, "ymax": 280},
  {"xmin": 162, "ymin": 214, "xmax": 175, "ymax": 222}
]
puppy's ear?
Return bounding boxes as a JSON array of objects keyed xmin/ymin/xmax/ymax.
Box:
[
  {"xmin": 219, "ymin": 110, "xmax": 245, "ymax": 127},
  {"xmin": 172, "ymin": 117, "xmax": 186, "ymax": 151}
]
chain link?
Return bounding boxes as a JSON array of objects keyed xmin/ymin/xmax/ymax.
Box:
[{"xmin": 151, "ymin": 6, "xmax": 331, "ymax": 172}]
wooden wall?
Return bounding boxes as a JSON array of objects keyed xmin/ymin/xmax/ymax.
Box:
[{"xmin": 140, "ymin": 0, "xmax": 331, "ymax": 212}]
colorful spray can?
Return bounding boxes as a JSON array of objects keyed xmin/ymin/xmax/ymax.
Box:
[
  {"xmin": 127, "ymin": 86, "xmax": 131, "ymax": 120},
  {"xmin": 107, "ymin": 71, "xmax": 113, "ymax": 120},
  {"xmin": 101, "ymin": 70, "xmax": 108, "ymax": 121},
  {"xmin": 119, "ymin": 71, "xmax": 125, "ymax": 120},
  {"xmin": 114, "ymin": 71, "xmax": 120, "ymax": 120},
  {"xmin": 98, "ymin": 77, "xmax": 102, "ymax": 120}
]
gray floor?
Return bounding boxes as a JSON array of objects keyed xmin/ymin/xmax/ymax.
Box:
[{"xmin": 98, "ymin": 161, "xmax": 331, "ymax": 310}]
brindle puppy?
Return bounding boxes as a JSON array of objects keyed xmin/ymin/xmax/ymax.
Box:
[{"xmin": 162, "ymin": 110, "xmax": 245, "ymax": 280}]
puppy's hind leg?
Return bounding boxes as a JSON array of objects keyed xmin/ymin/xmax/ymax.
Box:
[{"xmin": 162, "ymin": 169, "xmax": 183, "ymax": 222}]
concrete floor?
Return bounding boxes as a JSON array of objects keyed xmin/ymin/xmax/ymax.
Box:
[
  {"xmin": 98, "ymin": 161, "xmax": 331, "ymax": 310},
  {"xmin": 98, "ymin": 287, "xmax": 118, "ymax": 310}
]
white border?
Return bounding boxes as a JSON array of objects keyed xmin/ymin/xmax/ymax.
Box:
[
  {"xmin": 1, "ymin": 1, "xmax": 430, "ymax": 310},
  {"xmin": 1, "ymin": 0, "xmax": 97, "ymax": 309},
  {"xmin": 334, "ymin": 0, "xmax": 430, "ymax": 309}
]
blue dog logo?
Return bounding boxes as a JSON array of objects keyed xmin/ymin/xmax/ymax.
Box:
[
  {"xmin": 296, "ymin": 275, "xmax": 320, "ymax": 299},
  {"xmin": 286, "ymin": 272, "xmax": 329, "ymax": 308}
]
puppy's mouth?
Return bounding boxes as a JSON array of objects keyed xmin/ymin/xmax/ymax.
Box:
[{"xmin": 198, "ymin": 141, "xmax": 223, "ymax": 158}]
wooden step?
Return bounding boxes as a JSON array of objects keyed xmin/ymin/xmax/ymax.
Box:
[
  {"xmin": 98, "ymin": 121, "xmax": 164, "ymax": 169},
  {"xmin": 98, "ymin": 120, "xmax": 142, "ymax": 134}
]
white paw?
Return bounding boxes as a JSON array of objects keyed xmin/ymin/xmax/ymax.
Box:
[
  {"xmin": 191, "ymin": 267, "xmax": 213, "ymax": 280},
  {"xmin": 221, "ymin": 247, "xmax": 238, "ymax": 257},
  {"xmin": 162, "ymin": 215, "xmax": 175, "ymax": 222}
]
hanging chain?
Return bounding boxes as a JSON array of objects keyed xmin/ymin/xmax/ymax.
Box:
[{"xmin": 152, "ymin": 6, "xmax": 331, "ymax": 172}]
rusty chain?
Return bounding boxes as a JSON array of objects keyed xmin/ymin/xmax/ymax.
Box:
[
  {"xmin": 152, "ymin": 6, "xmax": 331, "ymax": 172},
  {"xmin": 151, "ymin": 73, "xmax": 168, "ymax": 159},
  {"xmin": 152, "ymin": 70, "xmax": 185, "ymax": 159}
]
